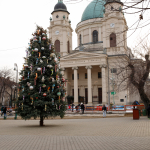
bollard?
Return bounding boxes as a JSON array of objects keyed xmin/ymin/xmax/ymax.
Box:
[{"xmin": 14, "ymin": 113, "xmax": 17, "ymax": 120}]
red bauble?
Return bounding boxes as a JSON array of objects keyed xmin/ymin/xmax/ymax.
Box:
[
  {"xmin": 43, "ymin": 93, "xmax": 47, "ymax": 97},
  {"xmin": 42, "ymin": 37, "xmax": 46, "ymax": 40},
  {"xmin": 62, "ymin": 78, "xmax": 65, "ymax": 82}
]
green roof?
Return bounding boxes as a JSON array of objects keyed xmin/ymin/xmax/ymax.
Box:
[{"xmin": 81, "ymin": 0, "xmax": 105, "ymax": 22}]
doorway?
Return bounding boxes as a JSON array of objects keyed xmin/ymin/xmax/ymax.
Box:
[{"xmin": 98, "ymin": 88, "xmax": 102, "ymax": 104}]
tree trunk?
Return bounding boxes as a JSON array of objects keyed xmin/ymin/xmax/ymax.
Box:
[
  {"xmin": 40, "ymin": 116, "xmax": 44, "ymax": 126},
  {"xmin": 138, "ymin": 88, "xmax": 149, "ymax": 110}
]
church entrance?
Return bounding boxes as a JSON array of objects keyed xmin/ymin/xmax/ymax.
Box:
[
  {"xmin": 85, "ymin": 88, "xmax": 88, "ymax": 104},
  {"xmin": 98, "ymin": 88, "xmax": 102, "ymax": 104}
]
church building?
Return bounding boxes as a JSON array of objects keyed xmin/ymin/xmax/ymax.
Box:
[{"xmin": 48, "ymin": 0, "xmax": 133, "ymax": 106}]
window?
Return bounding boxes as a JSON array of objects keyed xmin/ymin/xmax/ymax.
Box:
[
  {"xmin": 72, "ymin": 74, "xmax": 74, "ymax": 80},
  {"xmin": 85, "ymin": 73, "xmax": 87, "ymax": 79},
  {"xmin": 93, "ymin": 30, "xmax": 98, "ymax": 43},
  {"xmin": 110, "ymin": 33, "xmax": 116, "ymax": 47},
  {"xmin": 78, "ymin": 73, "xmax": 79, "ymax": 79},
  {"xmin": 55, "ymin": 40, "xmax": 60, "ymax": 52},
  {"xmin": 98, "ymin": 72, "xmax": 102, "ymax": 78},
  {"xmin": 111, "ymin": 6, "xmax": 114, "ymax": 10},
  {"xmin": 111, "ymin": 68, "xmax": 117, "ymax": 73},
  {"xmin": 120, "ymin": 99, "xmax": 124, "ymax": 102},
  {"xmin": 56, "ymin": 15, "xmax": 59, "ymax": 18},
  {"xmin": 80, "ymin": 34, "xmax": 82, "ymax": 45},
  {"xmin": 67, "ymin": 41, "xmax": 70, "ymax": 53}
]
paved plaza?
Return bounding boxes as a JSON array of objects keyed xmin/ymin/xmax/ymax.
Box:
[{"xmin": 0, "ymin": 117, "xmax": 150, "ymax": 150}]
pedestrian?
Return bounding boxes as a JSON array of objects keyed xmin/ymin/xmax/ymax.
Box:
[
  {"xmin": 1, "ymin": 106, "xmax": 4, "ymax": 116},
  {"xmin": 78, "ymin": 103, "xmax": 81, "ymax": 112},
  {"xmin": 81, "ymin": 103, "xmax": 85, "ymax": 114},
  {"xmin": 147, "ymin": 104, "xmax": 150, "ymax": 118},
  {"xmin": 76, "ymin": 105, "xmax": 79, "ymax": 112},
  {"xmin": 102, "ymin": 104, "xmax": 107, "ymax": 118},
  {"xmin": 3, "ymin": 106, "xmax": 7, "ymax": 118},
  {"xmin": 68, "ymin": 104, "xmax": 71, "ymax": 111},
  {"xmin": 72, "ymin": 103, "xmax": 74, "ymax": 112}
]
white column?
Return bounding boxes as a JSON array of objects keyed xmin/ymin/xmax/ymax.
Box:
[
  {"xmin": 99, "ymin": 64, "xmax": 107, "ymax": 104},
  {"xmin": 89, "ymin": 28, "xmax": 92, "ymax": 43},
  {"xmin": 85, "ymin": 66, "xmax": 92, "ymax": 105},
  {"xmin": 81, "ymin": 31, "xmax": 84, "ymax": 44},
  {"xmin": 72, "ymin": 67, "xmax": 78, "ymax": 105},
  {"xmin": 99, "ymin": 27, "xmax": 101, "ymax": 41}
]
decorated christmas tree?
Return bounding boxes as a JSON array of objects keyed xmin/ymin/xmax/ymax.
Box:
[{"xmin": 16, "ymin": 26, "xmax": 66, "ymax": 126}]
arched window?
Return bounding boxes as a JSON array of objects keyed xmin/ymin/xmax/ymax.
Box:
[
  {"xmin": 110, "ymin": 33, "xmax": 116, "ymax": 47},
  {"xmin": 93, "ymin": 30, "xmax": 98, "ymax": 43},
  {"xmin": 80, "ymin": 34, "xmax": 82, "ymax": 45},
  {"xmin": 55, "ymin": 40, "xmax": 60, "ymax": 52},
  {"xmin": 67, "ymin": 41, "xmax": 70, "ymax": 53}
]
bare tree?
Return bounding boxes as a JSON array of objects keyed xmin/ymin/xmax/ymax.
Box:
[{"xmin": 0, "ymin": 67, "xmax": 15, "ymax": 105}]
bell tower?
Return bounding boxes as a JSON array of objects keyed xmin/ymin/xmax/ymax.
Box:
[
  {"xmin": 102, "ymin": 0, "xmax": 128, "ymax": 53},
  {"xmin": 48, "ymin": 0, "xmax": 73, "ymax": 56}
]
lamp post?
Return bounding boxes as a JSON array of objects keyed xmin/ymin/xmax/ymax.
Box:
[
  {"xmin": 14, "ymin": 63, "xmax": 18, "ymax": 119},
  {"xmin": 110, "ymin": 73, "xmax": 115, "ymax": 105}
]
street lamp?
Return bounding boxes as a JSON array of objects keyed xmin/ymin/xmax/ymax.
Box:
[{"xmin": 14, "ymin": 63, "xmax": 18, "ymax": 119}]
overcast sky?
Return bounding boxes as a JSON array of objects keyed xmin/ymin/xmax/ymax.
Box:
[{"xmin": 0, "ymin": 0, "xmax": 149, "ymax": 74}]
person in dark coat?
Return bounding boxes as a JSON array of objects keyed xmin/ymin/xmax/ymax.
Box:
[
  {"xmin": 72, "ymin": 103, "xmax": 74, "ymax": 112},
  {"xmin": 3, "ymin": 106, "xmax": 7, "ymax": 117},
  {"xmin": 102, "ymin": 105, "xmax": 107, "ymax": 118},
  {"xmin": 81, "ymin": 103, "xmax": 85, "ymax": 114},
  {"xmin": 147, "ymin": 104, "xmax": 150, "ymax": 118}
]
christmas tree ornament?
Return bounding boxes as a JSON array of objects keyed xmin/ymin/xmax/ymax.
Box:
[
  {"xmin": 55, "ymin": 65, "xmax": 57, "ymax": 72},
  {"xmin": 28, "ymin": 72, "xmax": 30, "ymax": 79},
  {"xmin": 49, "ymin": 58, "xmax": 52, "ymax": 60},
  {"xmin": 40, "ymin": 59, "xmax": 43, "ymax": 63},
  {"xmin": 42, "ymin": 56, "xmax": 46, "ymax": 59},
  {"xmin": 52, "ymin": 78, "xmax": 55, "ymax": 82},
  {"xmin": 22, "ymin": 86, "xmax": 24, "ymax": 92},
  {"xmin": 56, "ymin": 74, "xmax": 58, "ymax": 80},
  {"xmin": 41, "ymin": 47, "xmax": 44, "ymax": 50},
  {"xmin": 57, "ymin": 92, "xmax": 61, "ymax": 101},
  {"xmin": 42, "ymin": 37, "xmax": 46, "ymax": 40},
  {"xmin": 37, "ymin": 68, "xmax": 41, "ymax": 71},
  {"xmin": 51, "ymin": 69, "xmax": 53, "ymax": 75},
  {"xmin": 31, "ymin": 98, "xmax": 33, "ymax": 105},
  {"xmin": 42, "ymin": 76, "xmax": 45, "ymax": 82},
  {"xmin": 49, "ymin": 77, "xmax": 52, "ymax": 81},
  {"xmin": 34, "ymin": 48, "xmax": 38, "ymax": 52},
  {"xmin": 62, "ymin": 77, "xmax": 65, "ymax": 82},
  {"xmin": 52, "ymin": 84, "xmax": 55, "ymax": 92},
  {"xmin": 35, "ymin": 73, "xmax": 38, "ymax": 80},
  {"xmin": 42, "ymin": 33, "xmax": 45, "ymax": 35},
  {"xmin": 27, "ymin": 82, "xmax": 30, "ymax": 86},
  {"xmin": 23, "ymin": 95, "xmax": 25, "ymax": 101},
  {"xmin": 43, "ymin": 93, "xmax": 47, "ymax": 97},
  {"xmin": 49, "ymin": 44, "xmax": 51, "ymax": 50},
  {"xmin": 39, "ymin": 87, "xmax": 41, "ymax": 93},
  {"xmin": 38, "ymin": 52, "xmax": 41, "ymax": 58},
  {"xmin": 50, "ymin": 53, "xmax": 55, "ymax": 58},
  {"xmin": 36, "ymin": 58, "xmax": 39, "ymax": 64},
  {"xmin": 29, "ymin": 86, "xmax": 34, "ymax": 90},
  {"xmin": 41, "ymin": 68, "xmax": 42, "ymax": 75},
  {"xmin": 26, "ymin": 50, "xmax": 28, "ymax": 57},
  {"xmin": 47, "ymin": 59, "xmax": 48, "ymax": 64},
  {"xmin": 52, "ymin": 98, "xmax": 54, "ymax": 105},
  {"xmin": 47, "ymin": 87, "xmax": 50, "ymax": 92},
  {"xmin": 42, "ymin": 84, "xmax": 46, "ymax": 88},
  {"xmin": 43, "ymin": 67, "xmax": 45, "ymax": 74},
  {"xmin": 45, "ymin": 104, "xmax": 47, "ymax": 111},
  {"xmin": 39, "ymin": 36, "xmax": 41, "ymax": 43}
]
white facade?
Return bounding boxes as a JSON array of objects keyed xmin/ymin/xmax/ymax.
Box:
[{"xmin": 49, "ymin": 0, "xmax": 134, "ymax": 106}]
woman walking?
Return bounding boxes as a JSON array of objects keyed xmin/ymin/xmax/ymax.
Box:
[{"xmin": 102, "ymin": 105, "xmax": 107, "ymax": 118}]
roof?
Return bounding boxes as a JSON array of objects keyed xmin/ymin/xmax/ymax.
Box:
[{"xmin": 81, "ymin": 0, "xmax": 105, "ymax": 22}]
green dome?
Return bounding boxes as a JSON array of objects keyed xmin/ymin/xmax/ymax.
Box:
[{"xmin": 81, "ymin": 0, "xmax": 105, "ymax": 22}]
